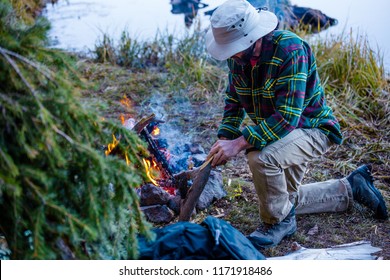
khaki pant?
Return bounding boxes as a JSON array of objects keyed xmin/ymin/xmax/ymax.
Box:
[{"xmin": 247, "ymin": 128, "xmax": 353, "ymax": 224}]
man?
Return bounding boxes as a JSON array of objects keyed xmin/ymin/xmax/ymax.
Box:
[{"xmin": 205, "ymin": 0, "xmax": 388, "ymax": 248}]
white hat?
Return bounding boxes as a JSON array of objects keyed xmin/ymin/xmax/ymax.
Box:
[{"xmin": 206, "ymin": 0, "xmax": 278, "ymax": 60}]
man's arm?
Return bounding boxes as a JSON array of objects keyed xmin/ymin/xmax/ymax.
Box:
[{"xmin": 217, "ymin": 72, "xmax": 246, "ymax": 140}]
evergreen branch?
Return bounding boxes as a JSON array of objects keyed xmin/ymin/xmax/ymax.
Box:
[
  {"xmin": 51, "ymin": 125, "xmax": 74, "ymax": 144},
  {"xmin": 47, "ymin": 203, "xmax": 97, "ymax": 239},
  {"xmin": 25, "ymin": 178, "xmax": 46, "ymax": 205},
  {"xmin": 33, "ymin": 208, "xmax": 43, "ymax": 258},
  {"xmin": 87, "ymin": 183, "xmax": 101, "ymax": 235},
  {"xmin": 34, "ymin": 46, "xmax": 84, "ymax": 84},
  {"xmin": 25, "ymin": 178, "xmax": 97, "ymax": 239},
  {"xmin": 0, "ymin": 148, "xmax": 19, "ymax": 178},
  {"xmin": 1, "ymin": 2, "xmax": 150, "ymax": 259},
  {"xmin": 0, "ymin": 47, "xmax": 56, "ymax": 85},
  {"xmin": 0, "ymin": 47, "xmax": 41, "ymax": 105}
]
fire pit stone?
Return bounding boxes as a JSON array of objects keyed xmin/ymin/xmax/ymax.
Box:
[
  {"xmin": 142, "ymin": 205, "xmax": 175, "ymax": 224},
  {"xmin": 167, "ymin": 195, "xmax": 182, "ymax": 215},
  {"xmin": 197, "ymin": 170, "xmax": 226, "ymax": 210},
  {"xmin": 140, "ymin": 183, "xmax": 171, "ymax": 206}
]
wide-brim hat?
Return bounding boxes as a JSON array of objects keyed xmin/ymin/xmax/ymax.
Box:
[{"xmin": 206, "ymin": 0, "xmax": 278, "ymax": 61}]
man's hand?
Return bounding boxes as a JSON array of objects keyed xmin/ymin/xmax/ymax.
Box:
[{"xmin": 207, "ymin": 136, "xmax": 253, "ymax": 167}]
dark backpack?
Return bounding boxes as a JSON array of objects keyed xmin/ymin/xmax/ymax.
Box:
[{"xmin": 138, "ymin": 216, "xmax": 266, "ymax": 260}]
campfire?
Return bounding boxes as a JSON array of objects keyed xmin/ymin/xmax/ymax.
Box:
[{"xmin": 105, "ymin": 113, "xmax": 225, "ymax": 224}]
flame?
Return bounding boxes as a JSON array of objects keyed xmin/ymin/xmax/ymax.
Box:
[
  {"xmin": 163, "ymin": 187, "xmax": 176, "ymax": 196},
  {"xmin": 151, "ymin": 126, "xmax": 160, "ymax": 136},
  {"xmin": 105, "ymin": 134, "xmax": 119, "ymax": 156},
  {"xmin": 120, "ymin": 95, "xmax": 132, "ymax": 108},
  {"xmin": 125, "ymin": 153, "xmax": 131, "ymax": 166},
  {"xmin": 142, "ymin": 158, "xmax": 159, "ymax": 186}
]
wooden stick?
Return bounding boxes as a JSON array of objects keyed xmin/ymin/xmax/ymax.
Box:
[{"xmin": 178, "ymin": 156, "xmax": 213, "ymax": 221}]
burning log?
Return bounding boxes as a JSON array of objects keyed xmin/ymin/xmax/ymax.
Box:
[
  {"xmin": 133, "ymin": 114, "xmax": 174, "ymax": 179},
  {"xmin": 132, "ymin": 114, "xmax": 215, "ymax": 222}
]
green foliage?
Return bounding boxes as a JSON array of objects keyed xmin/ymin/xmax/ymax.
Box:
[
  {"xmin": 224, "ymin": 178, "xmax": 244, "ymax": 200},
  {"xmin": 7, "ymin": 0, "xmax": 44, "ymax": 24},
  {"xmin": 93, "ymin": 26, "xmax": 226, "ymax": 101},
  {"xmin": 307, "ymin": 31, "xmax": 388, "ymax": 122},
  {"xmin": 0, "ymin": 0, "xmax": 153, "ymax": 259},
  {"xmin": 305, "ymin": 31, "xmax": 390, "ymax": 173}
]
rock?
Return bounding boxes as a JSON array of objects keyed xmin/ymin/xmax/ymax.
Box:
[
  {"xmin": 191, "ymin": 153, "xmax": 207, "ymax": 167},
  {"xmin": 167, "ymin": 195, "xmax": 182, "ymax": 215},
  {"xmin": 0, "ymin": 235, "xmax": 11, "ymax": 260},
  {"xmin": 197, "ymin": 170, "xmax": 226, "ymax": 210},
  {"xmin": 140, "ymin": 184, "xmax": 171, "ymax": 206},
  {"xmin": 142, "ymin": 205, "xmax": 175, "ymax": 224},
  {"xmin": 189, "ymin": 143, "xmax": 205, "ymax": 154}
]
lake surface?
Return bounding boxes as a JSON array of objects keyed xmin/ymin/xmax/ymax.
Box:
[{"xmin": 44, "ymin": 0, "xmax": 390, "ymax": 70}]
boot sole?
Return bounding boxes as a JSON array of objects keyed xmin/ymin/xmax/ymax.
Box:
[
  {"xmin": 248, "ymin": 227, "xmax": 297, "ymax": 249},
  {"xmin": 366, "ymin": 182, "xmax": 388, "ymax": 219}
]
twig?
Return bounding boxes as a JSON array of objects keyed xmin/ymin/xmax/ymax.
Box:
[
  {"xmin": 52, "ymin": 125, "xmax": 74, "ymax": 144},
  {"xmin": 0, "ymin": 47, "xmax": 39, "ymax": 100},
  {"xmin": 0, "ymin": 46, "xmax": 56, "ymax": 85},
  {"xmin": 213, "ymin": 213, "xmax": 225, "ymax": 218}
]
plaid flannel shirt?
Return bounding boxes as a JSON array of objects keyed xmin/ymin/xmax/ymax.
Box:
[{"xmin": 217, "ymin": 30, "xmax": 343, "ymax": 150}]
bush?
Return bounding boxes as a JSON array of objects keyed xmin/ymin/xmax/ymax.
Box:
[{"xmin": 0, "ymin": 0, "xmax": 152, "ymax": 259}]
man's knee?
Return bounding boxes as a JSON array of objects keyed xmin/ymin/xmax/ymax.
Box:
[{"xmin": 247, "ymin": 150, "xmax": 280, "ymax": 173}]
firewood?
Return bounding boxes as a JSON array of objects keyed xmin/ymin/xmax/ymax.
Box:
[{"xmin": 178, "ymin": 156, "xmax": 213, "ymax": 221}]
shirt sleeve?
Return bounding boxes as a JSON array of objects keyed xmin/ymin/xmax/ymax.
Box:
[
  {"xmin": 241, "ymin": 48, "xmax": 308, "ymax": 150},
  {"xmin": 217, "ymin": 72, "xmax": 245, "ymax": 140}
]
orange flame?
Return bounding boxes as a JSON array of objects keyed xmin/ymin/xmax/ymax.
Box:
[
  {"xmin": 142, "ymin": 158, "xmax": 159, "ymax": 186},
  {"xmin": 105, "ymin": 134, "xmax": 119, "ymax": 156},
  {"xmin": 120, "ymin": 95, "xmax": 132, "ymax": 108},
  {"xmin": 151, "ymin": 126, "xmax": 160, "ymax": 136},
  {"xmin": 125, "ymin": 153, "xmax": 131, "ymax": 166},
  {"xmin": 120, "ymin": 114, "xmax": 125, "ymax": 125}
]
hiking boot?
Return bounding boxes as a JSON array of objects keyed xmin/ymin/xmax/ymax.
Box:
[
  {"xmin": 347, "ymin": 165, "xmax": 388, "ymax": 220},
  {"xmin": 247, "ymin": 207, "xmax": 297, "ymax": 249}
]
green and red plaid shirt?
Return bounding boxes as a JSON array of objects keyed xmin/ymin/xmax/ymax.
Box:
[{"xmin": 218, "ymin": 30, "xmax": 343, "ymax": 150}]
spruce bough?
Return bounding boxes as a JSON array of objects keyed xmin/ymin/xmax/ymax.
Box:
[{"xmin": 0, "ymin": 0, "xmax": 152, "ymax": 259}]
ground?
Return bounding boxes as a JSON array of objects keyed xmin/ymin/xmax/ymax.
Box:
[
  {"xmin": 80, "ymin": 61, "xmax": 390, "ymax": 260},
  {"xmin": 209, "ymin": 156, "xmax": 390, "ymax": 259},
  {"xmin": 187, "ymin": 108, "xmax": 390, "ymax": 259}
]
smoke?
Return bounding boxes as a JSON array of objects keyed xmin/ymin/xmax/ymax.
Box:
[{"xmin": 144, "ymin": 92, "xmax": 207, "ymax": 173}]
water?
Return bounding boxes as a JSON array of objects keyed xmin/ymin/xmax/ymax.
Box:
[
  {"xmin": 293, "ymin": 0, "xmax": 390, "ymax": 70},
  {"xmin": 44, "ymin": 0, "xmax": 226, "ymax": 52},
  {"xmin": 45, "ymin": 0, "xmax": 390, "ymax": 70}
]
